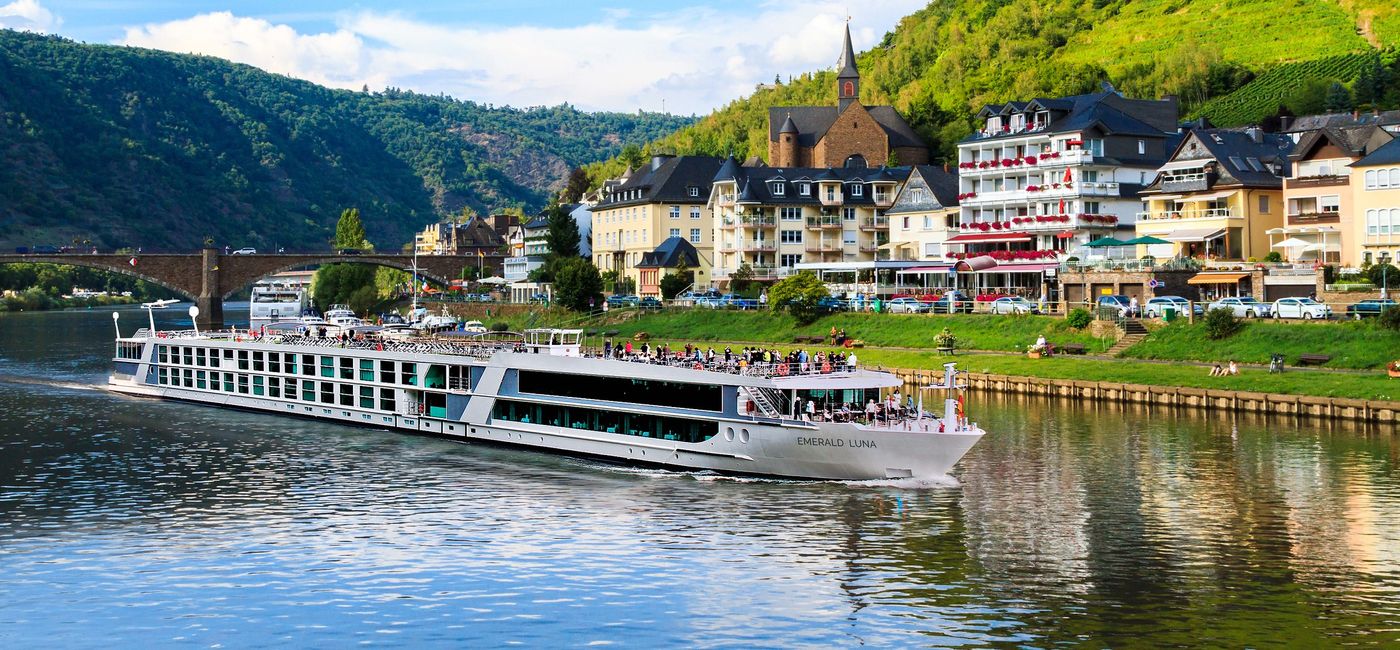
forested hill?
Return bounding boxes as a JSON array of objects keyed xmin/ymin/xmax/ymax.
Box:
[
  {"xmin": 0, "ymin": 31, "xmax": 693, "ymax": 251},
  {"xmin": 589, "ymin": 0, "xmax": 1400, "ymax": 182}
]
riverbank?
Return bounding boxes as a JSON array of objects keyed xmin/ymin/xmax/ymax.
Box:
[{"xmin": 1, "ymin": 290, "xmax": 140, "ymax": 312}]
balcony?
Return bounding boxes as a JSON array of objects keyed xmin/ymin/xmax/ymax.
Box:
[
  {"xmin": 738, "ymin": 214, "xmax": 776, "ymax": 227},
  {"xmin": 1288, "ymin": 175, "xmax": 1349, "ymax": 188},
  {"xmin": 1137, "ymin": 207, "xmax": 1239, "ymax": 221},
  {"xmin": 873, "ymin": 191, "xmax": 894, "ymax": 206},
  {"xmin": 739, "ymin": 241, "xmax": 776, "ymax": 252},
  {"xmin": 719, "ymin": 217, "xmax": 737, "ymax": 230},
  {"xmin": 806, "ymin": 215, "xmax": 843, "ymax": 229},
  {"xmin": 1287, "ymin": 211, "xmax": 1341, "ymax": 225},
  {"xmin": 715, "ymin": 193, "xmax": 735, "ymax": 206},
  {"xmin": 859, "ymin": 242, "xmax": 885, "ymax": 254},
  {"xmin": 804, "ymin": 241, "xmax": 843, "ymax": 253},
  {"xmin": 859, "ymin": 216, "xmax": 889, "ymax": 231}
]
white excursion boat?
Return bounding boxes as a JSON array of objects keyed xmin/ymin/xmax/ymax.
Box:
[
  {"xmin": 249, "ymin": 273, "xmax": 312, "ymax": 324},
  {"xmin": 461, "ymin": 320, "xmax": 488, "ymax": 334},
  {"xmin": 107, "ymin": 309, "xmax": 984, "ymax": 481},
  {"xmin": 323, "ymin": 304, "xmax": 364, "ymax": 328}
]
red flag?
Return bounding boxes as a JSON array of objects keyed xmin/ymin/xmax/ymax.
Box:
[
  {"xmin": 1063, "ymin": 168, "xmax": 1072, "ymax": 183},
  {"xmin": 128, "ymin": 257, "xmax": 138, "ymax": 267},
  {"xmin": 1057, "ymin": 199, "xmax": 1065, "ymax": 215}
]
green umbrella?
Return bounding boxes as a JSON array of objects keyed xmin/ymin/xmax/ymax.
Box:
[
  {"xmin": 1122, "ymin": 235, "xmax": 1171, "ymax": 245},
  {"xmin": 1084, "ymin": 236, "xmax": 1129, "ymax": 248}
]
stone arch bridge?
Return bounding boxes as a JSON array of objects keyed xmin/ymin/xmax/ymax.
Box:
[{"xmin": 0, "ymin": 249, "xmax": 494, "ymax": 328}]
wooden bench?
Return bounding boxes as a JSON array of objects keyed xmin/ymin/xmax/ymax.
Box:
[
  {"xmin": 1059, "ymin": 343, "xmax": 1087, "ymax": 355},
  {"xmin": 936, "ymin": 346, "xmax": 955, "ymax": 356},
  {"xmin": 1297, "ymin": 353, "xmax": 1331, "ymax": 366}
]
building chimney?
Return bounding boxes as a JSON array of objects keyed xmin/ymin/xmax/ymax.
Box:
[
  {"xmin": 1245, "ymin": 126, "xmax": 1262, "ymax": 143},
  {"xmin": 650, "ymin": 154, "xmax": 674, "ymax": 171},
  {"xmin": 1279, "ymin": 116, "xmax": 1293, "ymax": 132}
]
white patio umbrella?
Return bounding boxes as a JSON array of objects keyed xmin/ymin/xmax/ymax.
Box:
[
  {"xmin": 477, "ymin": 276, "xmax": 508, "ymax": 285},
  {"xmin": 1271, "ymin": 237, "xmax": 1311, "ymax": 249}
]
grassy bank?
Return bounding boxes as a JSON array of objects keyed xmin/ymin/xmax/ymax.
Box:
[
  {"xmin": 597, "ymin": 310, "xmax": 1106, "ymax": 353},
  {"xmin": 1, "ymin": 291, "xmax": 140, "ymax": 312},
  {"xmin": 1121, "ymin": 319, "xmax": 1400, "ymax": 370},
  {"xmin": 830, "ymin": 350, "xmax": 1400, "ymax": 402}
]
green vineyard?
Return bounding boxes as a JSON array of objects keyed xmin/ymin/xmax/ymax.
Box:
[{"xmin": 1195, "ymin": 54, "xmax": 1372, "ymax": 126}]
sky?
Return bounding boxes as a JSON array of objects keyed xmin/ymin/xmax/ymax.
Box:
[{"xmin": 0, "ymin": 0, "xmax": 926, "ymax": 114}]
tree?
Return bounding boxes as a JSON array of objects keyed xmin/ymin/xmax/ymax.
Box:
[
  {"xmin": 659, "ymin": 260, "xmax": 694, "ymax": 298},
  {"xmin": 333, "ymin": 208, "xmax": 371, "ymax": 250},
  {"xmin": 1285, "ymin": 78, "xmax": 1332, "ymax": 116},
  {"xmin": 766, "ymin": 271, "xmax": 829, "ymax": 324},
  {"xmin": 561, "ymin": 167, "xmax": 590, "ymax": 204},
  {"xmin": 313, "ymin": 263, "xmax": 377, "ymax": 312},
  {"xmin": 552, "ymin": 258, "xmax": 604, "ymax": 311},
  {"xmin": 544, "ymin": 204, "xmax": 581, "ymax": 260},
  {"xmin": 1354, "ymin": 57, "xmax": 1391, "ymax": 107},
  {"xmin": 729, "ymin": 262, "xmax": 755, "ymax": 294},
  {"xmin": 619, "ymin": 143, "xmax": 645, "ymax": 169},
  {"xmin": 1323, "ymin": 82, "xmax": 1353, "ymax": 112},
  {"xmin": 1366, "ymin": 263, "xmax": 1399, "ymax": 289}
]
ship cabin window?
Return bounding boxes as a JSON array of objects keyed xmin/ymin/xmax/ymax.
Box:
[
  {"xmin": 158, "ymin": 367, "xmax": 168, "ymax": 384},
  {"xmin": 223, "ymin": 349, "xmax": 234, "ymax": 363},
  {"xmin": 492, "ymin": 399, "xmax": 713, "ymax": 443},
  {"xmin": 448, "ymin": 365, "xmax": 470, "ymax": 391},
  {"xmin": 196, "ymin": 370, "xmax": 207, "ymax": 390},
  {"xmin": 208, "ymin": 350, "xmax": 219, "ymax": 368},
  {"xmin": 117, "ymin": 342, "xmax": 143, "ymax": 360},
  {"xmin": 401, "ymin": 363, "xmax": 418, "ymax": 386},
  {"xmin": 339, "ymin": 383, "xmax": 353, "ymax": 406},
  {"xmin": 237, "ymin": 350, "xmax": 248, "ymax": 370},
  {"xmin": 223, "ymin": 374, "xmax": 234, "ymax": 392},
  {"xmin": 269, "ymin": 376, "xmax": 281, "ymax": 398},
  {"xmin": 795, "ymin": 388, "xmax": 881, "ymax": 412},
  {"xmin": 267, "ymin": 352, "xmax": 279, "ymax": 372},
  {"xmin": 380, "ymin": 360, "xmax": 395, "ymax": 383},
  {"xmin": 424, "ymin": 364, "xmax": 447, "ymax": 389},
  {"xmin": 320, "ymin": 381, "xmax": 334, "ymax": 404},
  {"xmin": 424, "ymin": 393, "xmax": 447, "ymax": 418},
  {"xmin": 302, "ymin": 355, "xmax": 316, "ymax": 376},
  {"xmin": 237, "ymin": 374, "xmax": 249, "ymax": 394},
  {"xmin": 339, "ymin": 357, "xmax": 353, "ymax": 380},
  {"xmin": 380, "ymin": 388, "xmax": 395, "ymax": 412},
  {"xmin": 208, "ymin": 371, "xmax": 219, "ymax": 390},
  {"xmin": 302, "ymin": 380, "xmax": 315, "ymax": 402},
  {"xmin": 360, "ymin": 359, "xmax": 375, "ymax": 381},
  {"xmin": 196, "ymin": 348, "xmax": 206, "ymax": 366},
  {"xmin": 321, "ymin": 356, "xmax": 334, "ymax": 378},
  {"xmin": 282, "ymin": 353, "xmax": 295, "ymax": 374},
  {"xmin": 182, "ymin": 369, "xmax": 193, "ymax": 388},
  {"xmin": 183, "ymin": 348, "xmax": 194, "ymax": 367},
  {"xmin": 253, "ymin": 376, "xmax": 265, "ymax": 396},
  {"xmin": 517, "ymin": 370, "xmax": 720, "ymax": 411},
  {"xmin": 359, "ymin": 386, "xmax": 374, "ymax": 409},
  {"xmin": 253, "ymin": 351, "xmax": 264, "ymax": 372},
  {"xmin": 158, "ymin": 345, "xmax": 168, "ymax": 364}
]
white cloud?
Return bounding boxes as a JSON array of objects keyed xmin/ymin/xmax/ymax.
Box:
[
  {"xmin": 0, "ymin": 0, "xmax": 61, "ymax": 33},
  {"xmin": 117, "ymin": 1, "xmax": 924, "ymax": 114}
]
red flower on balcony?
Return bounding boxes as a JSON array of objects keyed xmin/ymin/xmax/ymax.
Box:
[
  {"xmin": 979, "ymin": 161, "xmax": 990, "ymax": 169},
  {"xmin": 1001, "ymin": 158, "xmax": 1014, "ymax": 167},
  {"xmin": 1025, "ymin": 155, "xmax": 1038, "ymax": 165},
  {"xmin": 1026, "ymin": 185, "xmax": 1040, "ymax": 192}
]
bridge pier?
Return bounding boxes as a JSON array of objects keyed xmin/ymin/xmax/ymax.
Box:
[{"xmin": 198, "ymin": 247, "xmax": 224, "ymax": 330}]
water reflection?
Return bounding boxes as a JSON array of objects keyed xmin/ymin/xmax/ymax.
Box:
[{"xmin": 0, "ymin": 308, "xmax": 1397, "ymax": 646}]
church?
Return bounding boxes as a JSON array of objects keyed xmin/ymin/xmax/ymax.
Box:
[{"xmin": 767, "ymin": 24, "xmax": 930, "ymax": 168}]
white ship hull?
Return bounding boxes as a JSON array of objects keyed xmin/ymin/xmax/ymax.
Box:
[{"xmin": 107, "ymin": 332, "xmax": 983, "ymax": 481}]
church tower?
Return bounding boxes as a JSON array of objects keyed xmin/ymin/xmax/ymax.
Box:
[{"xmin": 836, "ymin": 23, "xmax": 860, "ymax": 113}]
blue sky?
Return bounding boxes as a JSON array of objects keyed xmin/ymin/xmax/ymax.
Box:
[{"xmin": 0, "ymin": 0, "xmax": 924, "ymax": 113}]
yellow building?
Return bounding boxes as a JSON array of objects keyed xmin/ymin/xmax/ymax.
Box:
[
  {"xmin": 1275, "ymin": 125, "xmax": 1393, "ymax": 265},
  {"xmin": 591, "ymin": 155, "xmax": 723, "ymax": 296},
  {"xmin": 884, "ymin": 165, "xmax": 962, "ymax": 261},
  {"xmin": 1135, "ymin": 128, "xmax": 1290, "ymax": 261},
  {"xmin": 1350, "ymin": 137, "xmax": 1400, "ymax": 266}
]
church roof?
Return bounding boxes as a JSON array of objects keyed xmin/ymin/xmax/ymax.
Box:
[
  {"xmin": 766, "ymin": 106, "xmax": 925, "ymax": 148},
  {"xmin": 779, "ymin": 113, "xmax": 799, "ymax": 134},
  {"xmin": 837, "ymin": 23, "xmax": 858, "ymax": 79}
]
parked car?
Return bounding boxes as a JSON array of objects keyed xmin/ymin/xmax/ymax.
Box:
[
  {"xmin": 1096, "ymin": 294, "xmax": 1135, "ymax": 316},
  {"xmin": 1345, "ymin": 298, "xmax": 1398, "ymax": 319},
  {"xmin": 813, "ymin": 296, "xmax": 848, "ymax": 314},
  {"xmin": 885, "ymin": 297, "xmax": 931, "ymax": 313},
  {"xmin": 605, "ymin": 295, "xmax": 639, "ymax": 308},
  {"xmin": 1207, "ymin": 296, "xmax": 1271, "ymax": 318},
  {"xmin": 1272, "ymin": 297, "xmax": 1332, "ymax": 320},
  {"xmin": 529, "ymin": 292, "xmax": 549, "ymax": 304},
  {"xmin": 719, "ymin": 294, "xmax": 759, "ymax": 309},
  {"xmin": 231, "ymin": 247, "xmax": 257, "ymax": 255},
  {"xmin": 1142, "ymin": 296, "xmax": 1203, "ymax": 318},
  {"xmin": 929, "ymin": 291, "xmax": 973, "ymax": 314},
  {"xmin": 639, "ymin": 296, "xmax": 663, "ymax": 309},
  {"xmin": 989, "ymin": 296, "xmax": 1038, "ymax": 315},
  {"xmin": 692, "ymin": 296, "xmax": 722, "ymax": 308}
]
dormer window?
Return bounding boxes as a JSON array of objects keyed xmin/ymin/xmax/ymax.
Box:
[
  {"xmin": 688, "ymin": 186, "xmax": 699, "ymax": 197},
  {"xmin": 987, "ymin": 116, "xmax": 1002, "ymax": 132},
  {"xmin": 771, "ymin": 181, "xmax": 786, "ymax": 196},
  {"xmin": 1010, "ymin": 114, "xmax": 1025, "ymax": 131},
  {"xmin": 798, "ymin": 182, "xmax": 811, "ymax": 196},
  {"xmin": 850, "ymin": 184, "xmax": 864, "ymax": 197},
  {"xmin": 1033, "ymin": 110, "xmax": 1049, "ymax": 129}
]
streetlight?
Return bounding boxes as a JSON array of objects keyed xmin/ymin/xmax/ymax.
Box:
[{"xmin": 111, "ymin": 311, "xmax": 121, "ymax": 339}]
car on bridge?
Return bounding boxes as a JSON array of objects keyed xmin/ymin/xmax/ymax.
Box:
[
  {"xmin": 231, "ymin": 247, "xmax": 257, "ymax": 255},
  {"xmin": 337, "ymin": 248, "xmax": 363, "ymax": 255},
  {"xmin": 29, "ymin": 245, "xmax": 62, "ymax": 254}
]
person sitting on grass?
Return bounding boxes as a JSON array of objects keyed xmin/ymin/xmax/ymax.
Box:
[
  {"xmin": 1209, "ymin": 364, "xmax": 1224, "ymax": 376},
  {"xmin": 1227, "ymin": 360, "xmax": 1239, "ymax": 376}
]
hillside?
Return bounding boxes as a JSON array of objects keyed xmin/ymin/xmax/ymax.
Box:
[
  {"xmin": 0, "ymin": 31, "xmax": 692, "ymax": 251},
  {"xmin": 589, "ymin": 0, "xmax": 1400, "ymax": 181}
]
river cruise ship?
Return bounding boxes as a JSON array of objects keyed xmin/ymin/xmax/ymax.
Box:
[
  {"xmin": 107, "ymin": 321, "xmax": 984, "ymax": 480},
  {"xmin": 248, "ymin": 271, "xmax": 313, "ymax": 324}
]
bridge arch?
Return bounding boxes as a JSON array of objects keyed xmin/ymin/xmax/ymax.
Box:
[
  {"xmin": 0, "ymin": 255, "xmax": 198, "ymax": 301},
  {"xmin": 217, "ymin": 256, "xmax": 454, "ymax": 300}
]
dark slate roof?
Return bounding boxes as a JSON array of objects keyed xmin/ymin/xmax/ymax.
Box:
[
  {"xmin": 597, "ymin": 155, "xmax": 724, "ymax": 208},
  {"xmin": 1282, "ymin": 110, "xmax": 1400, "ymax": 133},
  {"xmin": 964, "ymin": 91, "xmax": 1179, "ymax": 143},
  {"xmin": 779, "ymin": 113, "xmax": 799, "ymax": 134},
  {"xmin": 713, "ymin": 155, "xmax": 741, "ymax": 182},
  {"xmin": 886, "ymin": 165, "xmax": 960, "ymax": 214},
  {"xmin": 1354, "ymin": 136, "xmax": 1400, "ymax": 167},
  {"xmin": 1147, "ymin": 128, "xmax": 1294, "ymax": 191},
  {"xmin": 523, "ymin": 216, "xmax": 550, "ymax": 229},
  {"xmin": 454, "ymin": 218, "xmax": 506, "ymax": 248},
  {"xmin": 713, "ymin": 165, "xmax": 911, "ymax": 206},
  {"xmin": 1291, "ymin": 125, "xmax": 1394, "ymax": 161},
  {"xmin": 766, "ymin": 105, "xmax": 926, "ymax": 148},
  {"xmin": 837, "ymin": 24, "xmax": 858, "ymax": 79},
  {"xmin": 636, "ymin": 237, "xmax": 700, "ymax": 269}
]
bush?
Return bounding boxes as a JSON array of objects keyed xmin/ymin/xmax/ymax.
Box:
[
  {"xmin": 1366, "ymin": 263, "xmax": 1399, "ymax": 289},
  {"xmin": 1380, "ymin": 306, "xmax": 1400, "ymax": 331},
  {"xmin": 1065, "ymin": 308, "xmax": 1092, "ymax": 329},
  {"xmin": 1263, "ymin": 251, "xmax": 1283, "ymax": 263},
  {"xmin": 490, "ymin": 322, "xmax": 510, "ymax": 332},
  {"xmin": 767, "ymin": 271, "xmax": 829, "ymax": 324},
  {"xmin": 1204, "ymin": 308, "xmax": 1244, "ymax": 340}
]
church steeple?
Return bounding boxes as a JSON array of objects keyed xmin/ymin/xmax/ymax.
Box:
[{"xmin": 836, "ymin": 22, "xmax": 859, "ymax": 113}]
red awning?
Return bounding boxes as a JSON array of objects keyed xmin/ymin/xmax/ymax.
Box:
[
  {"xmin": 897, "ymin": 265, "xmax": 953, "ymax": 274},
  {"xmin": 945, "ymin": 232, "xmax": 1034, "ymax": 244},
  {"xmin": 1055, "ymin": 231, "xmax": 1075, "ymax": 239}
]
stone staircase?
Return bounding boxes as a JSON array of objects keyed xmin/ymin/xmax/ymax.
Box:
[{"xmin": 1105, "ymin": 319, "xmax": 1149, "ymax": 356}]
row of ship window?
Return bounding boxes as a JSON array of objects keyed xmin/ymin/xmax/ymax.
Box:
[
  {"xmin": 156, "ymin": 367, "xmax": 399, "ymax": 411},
  {"xmin": 492, "ymin": 399, "xmax": 714, "ymax": 444},
  {"xmin": 155, "ymin": 345, "xmax": 468, "ymax": 389}
]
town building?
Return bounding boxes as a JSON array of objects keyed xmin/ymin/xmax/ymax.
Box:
[
  {"xmin": 413, "ymin": 217, "xmax": 508, "ymax": 263},
  {"xmin": 591, "ymin": 155, "xmax": 723, "ymax": 296},
  {"xmin": 1135, "ymin": 127, "xmax": 1294, "ymax": 262},
  {"xmin": 884, "ymin": 165, "xmax": 961, "ymax": 262},
  {"xmin": 1350, "ymin": 136, "xmax": 1400, "ymax": 267},
  {"xmin": 636, "ymin": 237, "xmax": 701, "ymax": 297},
  {"xmin": 707, "ymin": 156, "xmax": 905, "ymax": 288},
  {"xmin": 1271, "ymin": 125, "xmax": 1394, "ymax": 265},
  {"xmin": 503, "ymin": 214, "xmax": 551, "ymax": 282},
  {"xmin": 767, "ymin": 24, "xmax": 929, "ymax": 168}
]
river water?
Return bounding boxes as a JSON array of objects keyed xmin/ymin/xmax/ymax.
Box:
[{"xmin": 2, "ymin": 306, "xmax": 1399, "ymax": 647}]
